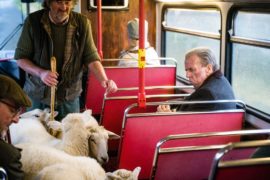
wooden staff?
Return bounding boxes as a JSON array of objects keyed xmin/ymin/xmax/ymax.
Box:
[{"xmin": 50, "ymin": 56, "xmax": 57, "ymax": 121}]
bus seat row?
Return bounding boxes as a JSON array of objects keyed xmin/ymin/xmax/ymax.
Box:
[
  {"xmin": 152, "ymin": 129, "xmax": 270, "ymax": 180},
  {"xmin": 116, "ymin": 100, "xmax": 246, "ymax": 179},
  {"xmin": 85, "ymin": 58, "xmax": 178, "ymax": 115},
  {"xmin": 209, "ymin": 138, "xmax": 270, "ymax": 180},
  {"xmin": 83, "ymin": 59, "xmax": 267, "ymax": 179},
  {"xmin": 100, "ymin": 87, "xmax": 193, "ymax": 152}
]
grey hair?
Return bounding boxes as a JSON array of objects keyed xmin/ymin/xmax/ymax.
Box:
[
  {"xmin": 185, "ymin": 47, "xmax": 219, "ymax": 71},
  {"xmin": 42, "ymin": 0, "xmax": 78, "ymax": 10}
]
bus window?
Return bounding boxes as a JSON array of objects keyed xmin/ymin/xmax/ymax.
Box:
[
  {"xmin": 0, "ymin": 0, "xmax": 42, "ymax": 58},
  {"xmin": 234, "ymin": 11, "xmax": 270, "ymax": 40},
  {"xmin": 0, "ymin": 0, "xmax": 80, "ymax": 59},
  {"xmin": 163, "ymin": 8, "xmax": 221, "ymax": 79},
  {"xmin": 231, "ymin": 10, "xmax": 270, "ymax": 115}
]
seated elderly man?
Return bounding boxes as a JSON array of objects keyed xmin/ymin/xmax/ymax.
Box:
[
  {"xmin": 157, "ymin": 47, "xmax": 236, "ymax": 112},
  {"xmin": 0, "ymin": 75, "xmax": 32, "ymax": 179}
]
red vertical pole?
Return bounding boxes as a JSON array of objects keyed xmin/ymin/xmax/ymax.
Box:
[
  {"xmin": 138, "ymin": 0, "xmax": 146, "ymax": 107},
  {"xmin": 97, "ymin": 0, "xmax": 103, "ymax": 59}
]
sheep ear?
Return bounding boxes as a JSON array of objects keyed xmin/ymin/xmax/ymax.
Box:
[
  {"xmin": 53, "ymin": 111, "xmax": 59, "ymax": 118},
  {"xmin": 107, "ymin": 130, "xmax": 120, "ymax": 140},
  {"xmin": 132, "ymin": 167, "xmax": 141, "ymax": 179},
  {"xmin": 43, "ymin": 108, "xmax": 58, "ymax": 120},
  {"xmin": 83, "ymin": 109, "xmax": 92, "ymax": 116},
  {"xmin": 49, "ymin": 109, "xmax": 58, "ymax": 118}
]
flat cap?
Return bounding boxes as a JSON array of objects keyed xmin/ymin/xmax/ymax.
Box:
[
  {"xmin": 0, "ymin": 75, "xmax": 31, "ymax": 108},
  {"xmin": 127, "ymin": 18, "xmax": 139, "ymax": 40},
  {"xmin": 127, "ymin": 18, "xmax": 149, "ymax": 40}
]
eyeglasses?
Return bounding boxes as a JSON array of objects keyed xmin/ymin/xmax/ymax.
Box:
[
  {"xmin": 55, "ymin": 0, "xmax": 73, "ymax": 6},
  {"xmin": 0, "ymin": 99, "xmax": 23, "ymax": 117}
]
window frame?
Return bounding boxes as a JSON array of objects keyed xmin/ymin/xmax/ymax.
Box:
[
  {"xmin": 228, "ymin": 7, "xmax": 270, "ymax": 120},
  {"xmin": 158, "ymin": 1, "xmax": 270, "ymax": 123},
  {"xmin": 161, "ymin": 4, "xmax": 223, "ymax": 84}
]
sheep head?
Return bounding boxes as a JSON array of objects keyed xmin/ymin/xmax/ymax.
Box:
[
  {"xmin": 19, "ymin": 108, "xmax": 59, "ymax": 128},
  {"xmin": 19, "ymin": 109, "xmax": 45, "ymax": 119},
  {"xmin": 21, "ymin": 108, "xmax": 62, "ymax": 138},
  {"xmin": 78, "ymin": 109, "xmax": 120, "ymax": 164},
  {"xmin": 106, "ymin": 167, "xmax": 141, "ymax": 180},
  {"xmin": 87, "ymin": 126, "xmax": 120, "ymax": 165},
  {"xmin": 83, "ymin": 109, "xmax": 120, "ymax": 164},
  {"xmin": 61, "ymin": 110, "xmax": 120, "ymax": 165}
]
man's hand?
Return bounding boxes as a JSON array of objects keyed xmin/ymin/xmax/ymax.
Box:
[
  {"xmin": 157, "ymin": 104, "xmax": 176, "ymax": 112},
  {"xmin": 101, "ymin": 79, "xmax": 118, "ymax": 94},
  {"xmin": 40, "ymin": 70, "xmax": 59, "ymax": 87}
]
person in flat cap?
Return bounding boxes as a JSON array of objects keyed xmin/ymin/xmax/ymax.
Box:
[
  {"xmin": 118, "ymin": 18, "xmax": 160, "ymax": 66},
  {"xmin": 0, "ymin": 74, "xmax": 32, "ymax": 180}
]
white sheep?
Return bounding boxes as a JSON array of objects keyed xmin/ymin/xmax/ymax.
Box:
[
  {"xmin": 18, "ymin": 143, "xmax": 106, "ymax": 180},
  {"xmin": 10, "ymin": 109, "xmax": 59, "ymax": 145},
  {"xmin": 10, "ymin": 109, "xmax": 120, "ymax": 164},
  {"xmin": 106, "ymin": 167, "xmax": 141, "ymax": 180},
  {"xmin": 37, "ymin": 164, "xmax": 141, "ymax": 180},
  {"xmin": 17, "ymin": 143, "xmax": 141, "ymax": 180}
]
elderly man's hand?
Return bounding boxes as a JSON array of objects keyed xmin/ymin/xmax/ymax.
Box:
[{"xmin": 157, "ymin": 104, "xmax": 174, "ymax": 112}]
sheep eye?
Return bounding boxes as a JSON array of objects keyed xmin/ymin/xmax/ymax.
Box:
[
  {"xmin": 34, "ymin": 114, "xmax": 40, "ymax": 117},
  {"xmin": 90, "ymin": 138, "xmax": 96, "ymax": 144}
]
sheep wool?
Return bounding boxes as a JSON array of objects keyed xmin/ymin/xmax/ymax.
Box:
[
  {"xmin": 10, "ymin": 109, "xmax": 120, "ymax": 164},
  {"xmin": 18, "ymin": 143, "xmax": 106, "ymax": 180}
]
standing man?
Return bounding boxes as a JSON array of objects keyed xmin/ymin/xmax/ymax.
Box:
[
  {"xmin": 157, "ymin": 47, "xmax": 235, "ymax": 112},
  {"xmin": 0, "ymin": 75, "xmax": 32, "ymax": 179},
  {"xmin": 15, "ymin": 0, "xmax": 117, "ymax": 120}
]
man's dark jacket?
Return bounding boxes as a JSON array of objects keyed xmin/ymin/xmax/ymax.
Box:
[
  {"xmin": 175, "ymin": 70, "xmax": 236, "ymax": 111},
  {"xmin": 0, "ymin": 139, "xmax": 24, "ymax": 179}
]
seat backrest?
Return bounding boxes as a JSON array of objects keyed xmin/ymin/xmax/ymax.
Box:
[
  {"xmin": 118, "ymin": 109, "xmax": 245, "ymax": 179},
  {"xmin": 151, "ymin": 129, "xmax": 270, "ymax": 180},
  {"xmin": 209, "ymin": 139, "xmax": 270, "ymax": 180},
  {"xmin": 85, "ymin": 65, "xmax": 176, "ymax": 115},
  {"xmin": 215, "ymin": 163, "xmax": 270, "ymax": 180},
  {"xmin": 154, "ymin": 148, "xmax": 255, "ymax": 180},
  {"xmin": 101, "ymin": 93, "xmax": 189, "ymax": 152}
]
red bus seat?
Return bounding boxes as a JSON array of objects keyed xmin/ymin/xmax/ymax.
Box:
[
  {"xmin": 85, "ymin": 60, "xmax": 177, "ymax": 115},
  {"xmin": 118, "ymin": 100, "xmax": 246, "ymax": 179},
  {"xmin": 152, "ymin": 129, "xmax": 270, "ymax": 180},
  {"xmin": 209, "ymin": 139, "xmax": 270, "ymax": 180},
  {"xmin": 101, "ymin": 92, "xmax": 190, "ymax": 152}
]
